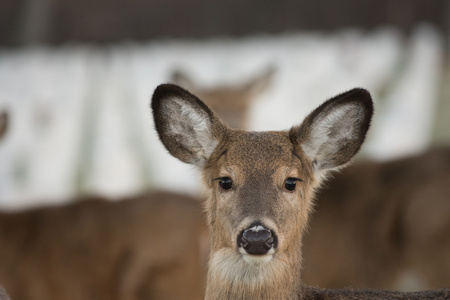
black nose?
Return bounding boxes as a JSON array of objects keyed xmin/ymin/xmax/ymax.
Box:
[{"xmin": 239, "ymin": 224, "xmax": 275, "ymax": 255}]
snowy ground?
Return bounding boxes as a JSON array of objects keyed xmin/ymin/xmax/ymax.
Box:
[{"xmin": 0, "ymin": 24, "xmax": 446, "ymax": 209}]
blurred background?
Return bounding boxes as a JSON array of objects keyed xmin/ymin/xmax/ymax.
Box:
[{"xmin": 0, "ymin": 0, "xmax": 450, "ymax": 209}]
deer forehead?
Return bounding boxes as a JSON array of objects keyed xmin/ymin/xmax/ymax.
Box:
[{"xmin": 213, "ymin": 131, "xmax": 306, "ymax": 179}]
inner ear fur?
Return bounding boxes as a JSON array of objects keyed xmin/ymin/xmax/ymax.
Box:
[
  {"xmin": 290, "ymin": 88, "xmax": 373, "ymax": 172},
  {"xmin": 151, "ymin": 84, "xmax": 228, "ymax": 166}
]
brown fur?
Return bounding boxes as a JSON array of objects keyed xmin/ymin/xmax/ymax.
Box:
[
  {"xmin": 302, "ymin": 146, "xmax": 450, "ymax": 290},
  {"xmin": 151, "ymin": 83, "xmax": 450, "ymax": 299},
  {"xmin": 0, "ymin": 191, "xmax": 206, "ymax": 300}
]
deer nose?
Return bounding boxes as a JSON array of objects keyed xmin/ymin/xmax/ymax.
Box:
[{"xmin": 239, "ymin": 224, "xmax": 275, "ymax": 255}]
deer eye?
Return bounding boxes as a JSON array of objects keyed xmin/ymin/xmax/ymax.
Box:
[
  {"xmin": 284, "ymin": 177, "xmax": 301, "ymax": 191},
  {"xmin": 218, "ymin": 177, "xmax": 233, "ymax": 190}
]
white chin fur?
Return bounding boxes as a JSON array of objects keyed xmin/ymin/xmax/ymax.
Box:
[{"xmin": 239, "ymin": 247, "xmax": 275, "ymax": 266}]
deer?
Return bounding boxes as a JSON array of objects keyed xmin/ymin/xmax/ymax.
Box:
[
  {"xmin": 0, "ymin": 108, "xmax": 207, "ymax": 300},
  {"xmin": 0, "ymin": 191, "xmax": 206, "ymax": 300},
  {"xmin": 0, "ymin": 109, "xmax": 205, "ymax": 300},
  {"xmin": 174, "ymin": 70, "xmax": 450, "ymax": 292},
  {"xmin": 151, "ymin": 83, "xmax": 450, "ymax": 299},
  {"xmin": 302, "ymin": 146, "xmax": 450, "ymax": 291},
  {"xmin": 171, "ymin": 67, "xmax": 275, "ymax": 129}
]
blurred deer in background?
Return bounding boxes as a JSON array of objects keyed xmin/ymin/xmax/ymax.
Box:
[
  {"xmin": 0, "ymin": 192, "xmax": 205, "ymax": 300},
  {"xmin": 0, "ymin": 105, "xmax": 206, "ymax": 300},
  {"xmin": 171, "ymin": 67, "xmax": 275, "ymax": 129},
  {"xmin": 302, "ymin": 146, "xmax": 450, "ymax": 291},
  {"xmin": 0, "ymin": 110, "xmax": 205, "ymax": 300},
  {"xmin": 151, "ymin": 83, "xmax": 450, "ymax": 299},
  {"xmin": 0, "ymin": 68, "xmax": 274, "ymax": 300}
]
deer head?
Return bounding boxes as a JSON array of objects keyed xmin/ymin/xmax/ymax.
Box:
[
  {"xmin": 151, "ymin": 84, "xmax": 373, "ymax": 299},
  {"xmin": 171, "ymin": 67, "xmax": 274, "ymax": 129}
]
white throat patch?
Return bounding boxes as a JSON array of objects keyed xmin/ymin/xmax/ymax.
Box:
[{"xmin": 239, "ymin": 247, "xmax": 275, "ymax": 266}]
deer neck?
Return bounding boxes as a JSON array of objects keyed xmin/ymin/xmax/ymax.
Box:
[{"xmin": 205, "ymin": 231, "xmax": 306, "ymax": 300}]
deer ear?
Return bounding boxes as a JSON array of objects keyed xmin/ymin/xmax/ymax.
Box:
[
  {"xmin": 151, "ymin": 84, "xmax": 228, "ymax": 167},
  {"xmin": 290, "ymin": 88, "xmax": 373, "ymax": 174},
  {"xmin": 170, "ymin": 70, "xmax": 198, "ymax": 93},
  {"xmin": 240, "ymin": 66, "xmax": 275, "ymax": 97}
]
